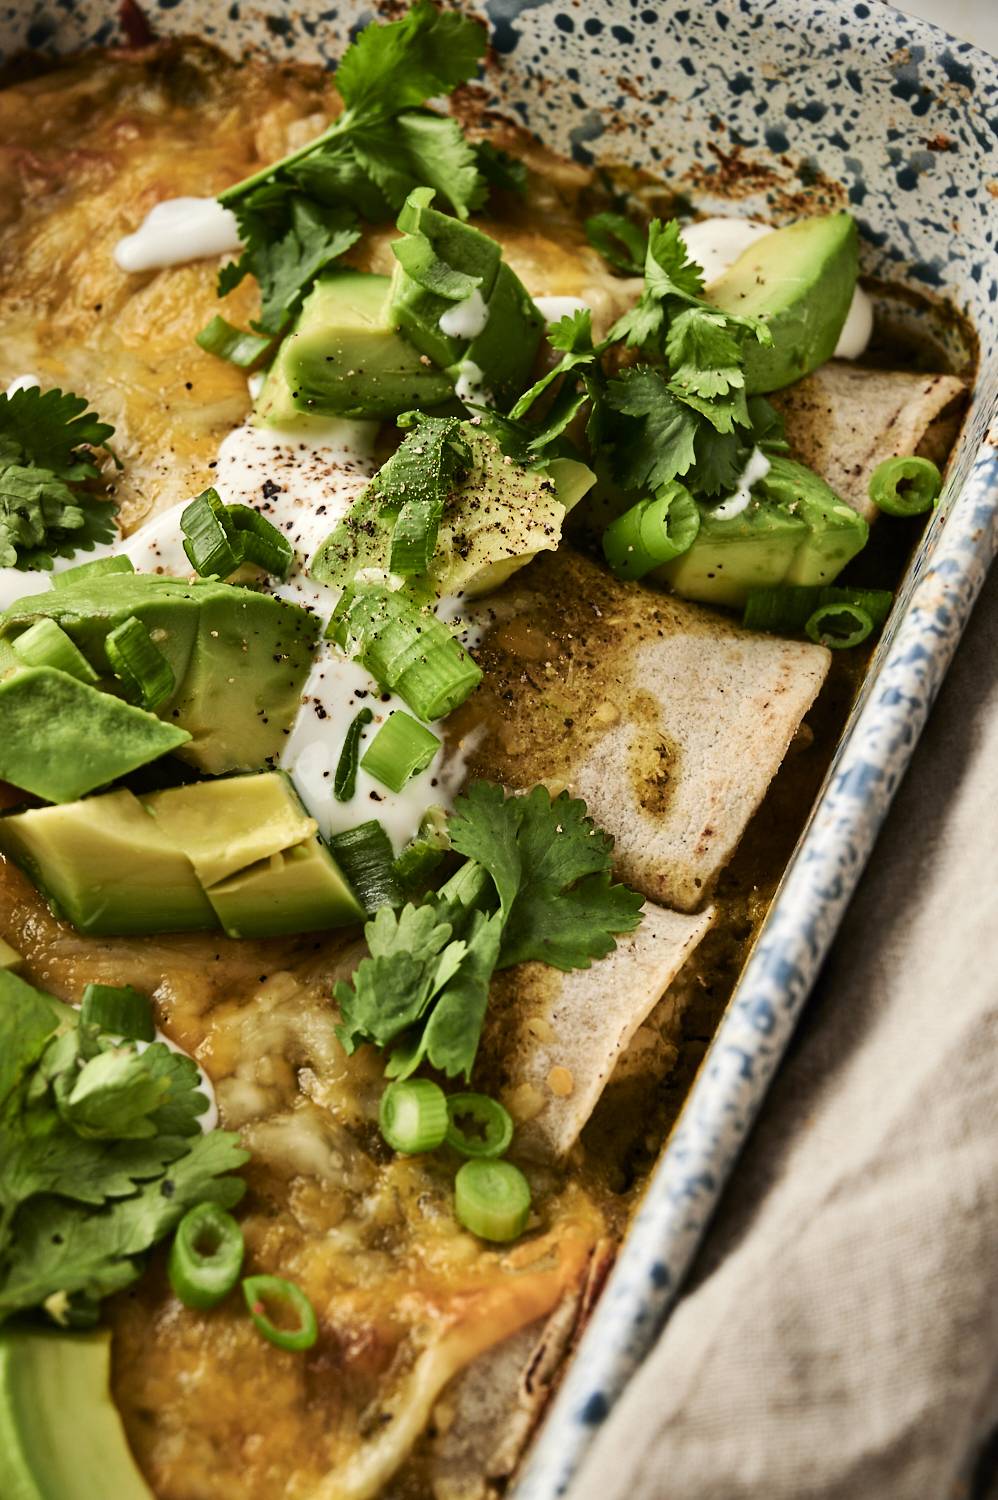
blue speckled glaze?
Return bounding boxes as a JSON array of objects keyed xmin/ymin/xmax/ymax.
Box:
[{"xmin": 1, "ymin": 1, "xmax": 996, "ymax": 1494}]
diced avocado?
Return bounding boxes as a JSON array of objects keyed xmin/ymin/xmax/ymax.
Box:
[
  {"xmin": 0, "ymin": 938, "xmax": 22, "ymax": 970},
  {"xmin": 390, "ymin": 189, "xmax": 503, "ymax": 369},
  {"xmin": 311, "ymin": 423, "xmax": 595, "ymax": 600},
  {"xmin": 255, "ymin": 271, "xmax": 454, "ymax": 423},
  {"xmin": 205, "ymin": 837, "xmax": 365, "ymax": 938},
  {"xmin": 446, "ymin": 262, "xmax": 545, "ymax": 408},
  {"xmin": 0, "ymin": 666, "xmax": 191, "ymax": 804},
  {"xmin": 707, "ymin": 213, "xmax": 859, "ymax": 393},
  {"xmin": 144, "ymin": 771, "xmax": 318, "ymax": 887},
  {"xmin": 0, "ymin": 575, "xmax": 319, "ymax": 776},
  {"xmin": 655, "ymin": 455, "xmax": 867, "ymax": 608},
  {"xmin": 656, "ymin": 501, "xmax": 809, "ymax": 609},
  {"xmin": 0, "ymin": 1329, "xmax": 154, "ymax": 1500},
  {"xmin": 0, "ymin": 789, "xmax": 216, "ymax": 935}
]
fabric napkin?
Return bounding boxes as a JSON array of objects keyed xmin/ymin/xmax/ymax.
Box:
[{"xmin": 572, "ymin": 571, "xmax": 998, "ymax": 1500}]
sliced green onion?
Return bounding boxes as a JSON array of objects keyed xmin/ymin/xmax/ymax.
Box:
[
  {"xmin": 242, "ymin": 1274, "xmax": 318, "ymax": 1352},
  {"xmin": 182, "ymin": 488, "xmax": 241, "ymax": 578},
  {"xmin": 361, "ymin": 712, "xmax": 440, "ymax": 792},
  {"xmin": 80, "ymin": 982, "xmax": 155, "ymax": 1041},
  {"xmin": 105, "ymin": 615, "xmax": 175, "ymax": 711},
  {"xmin": 168, "ymin": 1203, "xmax": 245, "ymax": 1310},
  {"xmin": 394, "ymin": 806, "xmax": 450, "ymax": 892},
  {"xmin": 454, "ymin": 1159, "xmax": 532, "ymax": 1242},
  {"xmin": 226, "ymin": 504, "xmax": 294, "ymax": 581},
  {"xmin": 51, "ymin": 555, "xmax": 135, "ymax": 588},
  {"xmin": 584, "ymin": 212, "xmax": 647, "ymax": 276},
  {"xmin": 327, "ymin": 821, "xmax": 404, "ymax": 914},
  {"xmin": 390, "ymin": 495, "xmax": 444, "ymax": 578},
  {"xmin": 446, "ymin": 1093, "xmax": 514, "ymax": 1159},
  {"xmin": 379, "ymin": 1078, "xmax": 449, "ymax": 1154},
  {"xmin": 334, "ymin": 707, "xmax": 374, "ymax": 802},
  {"xmin": 12, "ymin": 618, "xmax": 99, "ymax": 684},
  {"xmin": 805, "ymin": 601, "xmax": 874, "ymax": 649},
  {"xmin": 0, "ymin": 938, "xmax": 23, "ymax": 971},
  {"xmin": 743, "ymin": 585, "xmax": 893, "ymax": 636},
  {"xmin": 328, "ymin": 586, "xmax": 482, "ymax": 722},
  {"xmin": 196, "ymin": 315, "xmax": 274, "ymax": 369},
  {"xmin": 869, "ymin": 455, "xmax": 942, "ymax": 516},
  {"xmin": 602, "ymin": 482, "xmax": 700, "ymax": 580}
]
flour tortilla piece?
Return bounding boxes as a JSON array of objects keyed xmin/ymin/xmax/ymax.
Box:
[
  {"xmin": 473, "ymin": 902, "xmax": 714, "ymax": 1162},
  {"xmin": 429, "ymin": 1242, "xmax": 614, "ymax": 1500},
  {"xmin": 465, "ymin": 550, "xmax": 830, "ymax": 912},
  {"xmin": 770, "ymin": 360, "xmax": 966, "ymax": 521}
]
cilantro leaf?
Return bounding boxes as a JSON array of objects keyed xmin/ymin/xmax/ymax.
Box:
[
  {"xmin": 350, "ymin": 113, "xmax": 484, "ymax": 223},
  {"xmin": 56, "ymin": 1048, "xmax": 171, "ymax": 1141},
  {"xmin": 389, "ymin": 908, "xmax": 505, "ymax": 1080},
  {"xmin": 606, "ymin": 366, "xmax": 701, "ymax": 490},
  {"xmin": 0, "ymin": 971, "xmax": 60, "ymax": 1108},
  {"xmin": 666, "ymin": 306, "xmax": 747, "ymax": 399},
  {"xmin": 0, "ymin": 388, "xmax": 117, "ymax": 571},
  {"xmin": 221, "ymin": 197, "xmax": 361, "ymax": 336},
  {"xmin": 334, "ymin": 1, "xmax": 486, "ymax": 122},
  {"xmin": 585, "ymin": 211, "xmax": 648, "ymax": 276},
  {"xmin": 609, "ymin": 218, "xmax": 705, "ymax": 349},
  {"xmin": 334, "ymin": 903, "xmax": 466, "ymax": 1052}
]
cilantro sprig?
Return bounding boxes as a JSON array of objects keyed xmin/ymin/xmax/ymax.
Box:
[
  {"xmin": 207, "ymin": 2, "xmax": 490, "ymax": 348},
  {"xmin": 0, "ymin": 971, "xmax": 247, "ymax": 1327},
  {"xmin": 334, "ymin": 783, "xmax": 644, "ymax": 1082},
  {"xmin": 0, "ymin": 387, "xmax": 117, "ymax": 571}
]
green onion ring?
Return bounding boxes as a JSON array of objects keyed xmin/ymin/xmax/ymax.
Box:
[
  {"xmin": 242, "ymin": 1275, "xmax": 318, "ymax": 1352},
  {"xmin": 379, "ymin": 1079, "xmax": 449, "ymax": 1155},
  {"xmin": 168, "ymin": 1203, "xmax": 245, "ymax": 1310},
  {"xmin": 445, "ymin": 1093, "xmax": 515, "ymax": 1159},
  {"xmin": 805, "ymin": 601, "xmax": 875, "ymax": 650},
  {"xmin": 868, "ymin": 455, "xmax": 942, "ymax": 517},
  {"xmin": 454, "ymin": 1159, "xmax": 532, "ymax": 1242}
]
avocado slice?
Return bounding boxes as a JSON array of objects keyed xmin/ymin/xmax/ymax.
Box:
[
  {"xmin": 144, "ymin": 771, "xmax": 318, "ymax": 886},
  {"xmin": 0, "ymin": 666, "xmax": 191, "ymax": 804},
  {"xmin": 655, "ymin": 457, "xmax": 867, "ymax": 608},
  {"xmin": 205, "ymin": 837, "xmax": 365, "ymax": 938},
  {"xmin": 707, "ymin": 213, "xmax": 859, "ymax": 393},
  {"xmin": 0, "ymin": 576, "xmax": 319, "ymax": 776},
  {"xmin": 255, "ymin": 270, "xmax": 454, "ymax": 423},
  {"xmin": 311, "ymin": 423, "xmax": 595, "ymax": 600},
  {"xmin": 445, "ymin": 261, "xmax": 545, "ymax": 408},
  {"xmin": 0, "ymin": 1329, "xmax": 153, "ymax": 1500},
  {"xmin": 0, "ymin": 789, "xmax": 216, "ymax": 935}
]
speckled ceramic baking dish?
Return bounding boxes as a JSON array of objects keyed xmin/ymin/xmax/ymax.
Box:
[{"xmin": 2, "ymin": 0, "xmax": 996, "ymax": 1494}]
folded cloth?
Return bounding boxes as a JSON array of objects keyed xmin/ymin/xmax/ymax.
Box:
[{"xmin": 572, "ymin": 572, "xmax": 998, "ymax": 1500}]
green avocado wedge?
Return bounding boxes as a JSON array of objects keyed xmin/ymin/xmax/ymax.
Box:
[
  {"xmin": 0, "ymin": 1329, "xmax": 153, "ymax": 1500},
  {"xmin": 706, "ymin": 213, "xmax": 859, "ymax": 393}
]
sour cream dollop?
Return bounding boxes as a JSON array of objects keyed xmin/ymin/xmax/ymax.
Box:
[{"xmin": 114, "ymin": 197, "xmax": 242, "ymax": 273}]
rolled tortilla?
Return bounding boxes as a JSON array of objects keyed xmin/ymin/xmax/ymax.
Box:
[
  {"xmin": 474, "ymin": 901, "xmax": 715, "ymax": 1162},
  {"xmin": 463, "ymin": 549, "xmax": 830, "ymax": 912},
  {"xmin": 770, "ymin": 360, "xmax": 966, "ymax": 521}
]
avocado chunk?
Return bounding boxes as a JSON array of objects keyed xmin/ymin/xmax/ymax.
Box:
[
  {"xmin": 0, "ymin": 575, "xmax": 319, "ymax": 776},
  {"xmin": 256, "ymin": 270, "xmax": 454, "ymax": 423},
  {"xmin": 205, "ymin": 837, "xmax": 365, "ymax": 938},
  {"xmin": 311, "ymin": 421, "xmax": 595, "ymax": 600},
  {"xmin": 656, "ymin": 456, "xmax": 867, "ymax": 608},
  {"xmin": 0, "ymin": 790, "xmax": 216, "ymax": 935},
  {"xmin": 707, "ymin": 213, "xmax": 859, "ymax": 393},
  {"xmin": 0, "ymin": 1329, "xmax": 154, "ymax": 1500},
  {"xmin": 144, "ymin": 771, "xmax": 318, "ymax": 886},
  {"xmin": 0, "ymin": 666, "xmax": 191, "ymax": 804}
]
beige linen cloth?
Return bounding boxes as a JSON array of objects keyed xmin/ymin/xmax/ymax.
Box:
[{"xmin": 573, "ymin": 572, "xmax": 998, "ymax": 1500}]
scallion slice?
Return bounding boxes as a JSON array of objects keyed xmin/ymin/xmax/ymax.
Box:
[
  {"xmin": 181, "ymin": 488, "xmax": 241, "ymax": 579},
  {"xmin": 242, "ymin": 1275, "xmax": 318, "ymax": 1352},
  {"xmin": 105, "ymin": 615, "xmax": 175, "ymax": 711},
  {"xmin": 805, "ymin": 601, "xmax": 874, "ymax": 649},
  {"xmin": 168, "ymin": 1203, "xmax": 245, "ymax": 1310},
  {"xmin": 328, "ymin": 586, "xmax": 482, "ymax": 722},
  {"xmin": 80, "ymin": 982, "xmax": 155, "ymax": 1041},
  {"xmin": 379, "ymin": 1078, "xmax": 449, "ymax": 1154},
  {"xmin": 743, "ymin": 585, "xmax": 892, "ymax": 637},
  {"xmin": 327, "ymin": 822, "xmax": 404, "ymax": 914},
  {"xmin": 454, "ymin": 1159, "xmax": 531, "ymax": 1242},
  {"xmin": 446, "ymin": 1093, "xmax": 514, "ymax": 1159},
  {"xmin": 51, "ymin": 555, "xmax": 135, "ymax": 589},
  {"xmin": 394, "ymin": 806, "xmax": 450, "ymax": 892},
  {"xmin": 12, "ymin": 618, "xmax": 99, "ymax": 684},
  {"xmin": 227, "ymin": 504, "xmax": 294, "ymax": 581},
  {"xmin": 361, "ymin": 711, "xmax": 440, "ymax": 792},
  {"xmin": 196, "ymin": 315, "xmax": 274, "ymax": 369},
  {"xmin": 868, "ymin": 455, "xmax": 942, "ymax": 517},
  {"xmin": 602, "ymin": 482, "xmax": 700, "ymax": 580},
  {"xmin": 334, "ymin": 707, "xmax": 373, "ymax": 802}
]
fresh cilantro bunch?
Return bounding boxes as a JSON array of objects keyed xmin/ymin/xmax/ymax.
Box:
[
  {"xmin": 0, "ymin": 387, "xmax": 117, "ymax": 571},
  {"xmin": 208, "ymin": 2, "xmax": 491, "ymax": 347},
  {"xmin": 334, "ymin": 782, "xmax": 644, "ymax": 1082},
  {"xmin": 0, "ymin": 971, "xmax": 247, "ymax": 1327}
]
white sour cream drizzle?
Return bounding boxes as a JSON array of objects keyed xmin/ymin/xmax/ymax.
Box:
[
  {"xmin": 453, "ymin": 359, "xmax": 490, "ymax": 406},
  {"xmin": 682, "ymin": 216, "xmax": 873, "ymax": 361},
  {"xmin": 711, "ymin": 445, "xmax": 772, "ymax": 521},
  {"xmin": 113, "ymin": 197, "xmax": 242, "ymax": 273},
  {"xmin": 438, "ymin": 287, "xmax": 490, "ymax": 339},
  {"xmin": 533, "ymin": 294, "xmax": 589, "ymax": 325},
  {"xmin": 5, "ymin": 373, "xmax": 39, "ymax": 397}
]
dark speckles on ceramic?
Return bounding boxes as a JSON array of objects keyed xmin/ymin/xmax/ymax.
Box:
[{"xmin": 0, "ymin": 2, "xmax": 996, "ymax": 1497}]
